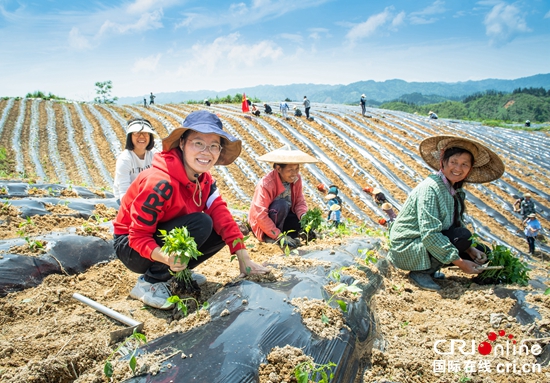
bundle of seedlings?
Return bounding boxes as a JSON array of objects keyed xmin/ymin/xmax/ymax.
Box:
[
  {"xmin": 159, "ymin": 226, "xmax": 203, "ymax": 299},
  {"xmin": 300, "ymin": 207, "xmax": 324, "ymax": 244}
]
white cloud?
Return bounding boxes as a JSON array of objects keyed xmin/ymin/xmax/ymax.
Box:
[
  {"xmin": 126, "ymin": 0, "xmax": 181, "ymax": 14},
  {"xmin": 392, "ymin": 11, "xmax": 406, "ymax": 28},
  {"xmin": 308, "ymin": 28, "xmax": 330, "ymax": 40},
  {"xmin": 409, "ymin": 0, "xmax": 446, "ymax": 25},
  {"xmin": 98, "ymin": 9, "xmax": 164, "ymax": 37},
  {"xmin": 279, "ymin": 33, "xmax": 303, "ymax": 44},
  {"xmin": 132, "ymin": 54, "xmax": 162, "ymax": 73},
  {"xmin": 346, "ymin": 7, "xmax": 396, "ymax": 42},
  {"xmin": 68, "ymin": 27, "xmax": 92, "ymax": 50},
  {"xmin": 484, "ymin": 2, "xmax": 531, "ymax": 46},
  {"xmin": 175, "ymin": 33, "xmax": 283, "ymax": 76}
]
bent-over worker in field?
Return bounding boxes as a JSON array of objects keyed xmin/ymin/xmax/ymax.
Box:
[
  {"xmin": 113, "ymin": 111, "xmax": 269, "ymax": 309},
  {"xmin": 325, "ymin": 185, "xmax": 342, "ymax": 227},
  {"xmin": 249, "ymin": 145, "xmax": 318, "ymax": 249},
  {"xmin": 388, "ymin": 135, "xmax": 505, "ymax": 291}
]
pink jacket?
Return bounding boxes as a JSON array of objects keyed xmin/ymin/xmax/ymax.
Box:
[{"xmin": 249, "ymin": 169, "xmax": 308, "ymax": 241}]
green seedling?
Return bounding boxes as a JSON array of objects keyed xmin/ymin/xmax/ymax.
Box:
[
  {"xmin": 328, "ymin": 267, "xmax": 345, "ymax": 282},
  {"xmin": 278, "ymin": 229, "xmax": 296, "ymax": 256},
  {"xmin": 400, "ymin": 321, "xmax": 409, "ymax": 328},
  {"xmin": 104, "ymin": 328, "xmax": 146, "ymax": 378},
  {"xmin": 0, "ymin": 200, "xmax": 11, "ymax": 213},
  {"xmin": 477, "ymin": 243, "xmax": 530, "ymax": 286},
  {"xmin": 322, "ymin": 280, "xmax": 362, "ymax": 324},
  {"xmin": 544, "ymin": 288, "xmax": 550, "ymax": 295},
  {"xmin": 0, "ymin": 187, "xmax": 7, "ymax": 195},
  {"xmin": 231, "ymin": 235, "xmax": 251, "ymax": 275},
  {"xmin": 294, "ymin": 360, "xmax": 336, "ymax": 383},
  {"xmin": 358, "ymin": 248, "xmax": 377, "ymax": 264},
  {"xmin": 167, "ymin": 295, "xmax": 209, "ymax": 318},
  {"xmin": 58, "ymin": 200, "xmax": 70, "ymax": 207},
  {"xmin": 159, "ymin": 226, "xmax": 203, "ymax": 290},
  {"xmin": 300, "ymin": 207, "xmax": 323, "ymax": 245}
]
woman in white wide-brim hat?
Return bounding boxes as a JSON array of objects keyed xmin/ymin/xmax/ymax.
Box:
[
  {"xmin": 248, "ymin": 145, "xmax": 318, "ymax": 249},
  {"xmin": 113, "ymin": 118, "xmax": 160, "ymax": 203},
  {"xmin": 388, "ymin": 135, "xmax": 505, "ymax": 291},
  {"xmin": 113, "ymin": 111, "xmax": 269, "ymax": 310}
]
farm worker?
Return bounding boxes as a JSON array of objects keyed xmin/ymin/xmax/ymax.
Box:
[
  {"xmin": 428, "ymin": 111, "xmax": 438, "ymax": 119},
  {"xmin": 303, "ymin": 96, "xmax": 311, "ymax": 119},
  {"xmin": 520, "ymin": 193, "xmax": 536, "ymax": 220},
  {"xmin": 149, "ymin": 92, "xmax": 155, "ymax": 105},
  {"xmin": 372, "ymin": 188, "xmax": 387, "ymax": 205},
  {"xmin": 293, "ymin": 106, "xmax": 303, "ymax": 117},
  {"xmin": 264, "ymin": 103, "xmax": 272, "ymax": 114},
  {"xmin": 113, "ymin": 111, "xmax": 270, "ymax": 309},
  {"xmin": 381, "ymin": 202, "xmax": 397, "ymax": 223},
  {"xmin": 523, "ymin": 213, "xmax": 541, "ymax": 255},
  {"xmin": 325, "ymin": 185, "xmax": 342, "ymax": 227},
  {"xmin": 113, "ymin": 118, "xmax": 160, "ymax": 204},
  {"xmin": 249, "ymin": 145, "xmax": 318, "ymax": 249},
  {"xmin": 388, "ymin": 135, "xmax": 505, "ymax": 291},
  {"xmin": 279, "ymin": 101, "xmax": 290, "ymax": 119},
  {"xmin": 360, "ymin": 94, "xmax": 366, "ymax": 116}
]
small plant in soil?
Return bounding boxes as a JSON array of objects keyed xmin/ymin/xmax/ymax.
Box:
[
  {"xmin": 104, "ymin": 328, "xmax": 147, "ymax": 378},
  {"xmin": 16, "ymin": 217, "xmax": 46, "ymax": 252},
  {"xmin": 159, "ymin": 226, "xmax": 203, "ymax": 295},
  {"xmin": 300, "ymin": 207, "xmax": 323, "ymax": 244},
  {"xmin": 358, "ymin": 248, "xmax": 377, "ymax": 264},
  {"xmin": 168, "ymin": 295, "xmax": 209, "ymax": 319},
  {"xmin": 322, "ymin": 280, "xmax": 362, "ymax": 324},
  {"xmin": 294, "ymin": 360, "xmax": 336, "ymax": 383}
]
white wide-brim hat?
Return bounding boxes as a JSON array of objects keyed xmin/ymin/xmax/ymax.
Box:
[
  {"xmin": 330, "ymin": 204, "xmax": 341, "ymax": 211},
  {"xmin": 419, "ymin": 135, "xmax": 505, "ymax": 184},
  {"xmin": 127, "ymin": 119, "xmax": 159, "ymax": 138},
  {"xmin": 257, "ymin": 144, "xmax": 318, "ymax": 164}
]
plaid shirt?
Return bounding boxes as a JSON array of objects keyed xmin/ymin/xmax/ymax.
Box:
[{"xmin": 388, "ymin": 175, "xmax": 464, "ymax": 271}]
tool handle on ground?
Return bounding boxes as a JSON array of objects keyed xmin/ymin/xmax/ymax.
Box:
[{"xmin": 72, "ymin": 293, "xmax": 141, "ymax": 327}]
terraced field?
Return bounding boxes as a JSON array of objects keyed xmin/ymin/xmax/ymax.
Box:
[{"xmin": 1, "ymin": 97, "xmax": 548, "ymax": 256}]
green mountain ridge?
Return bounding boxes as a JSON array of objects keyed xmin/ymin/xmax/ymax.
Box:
[{"xmin": 117, "ymin": 73, "xmax": 550, "ymax": 106}]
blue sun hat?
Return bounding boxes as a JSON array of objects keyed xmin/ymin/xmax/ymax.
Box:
[{"xmin": 162, "ymin": 110, "xmax": 242, "ymax": 165}]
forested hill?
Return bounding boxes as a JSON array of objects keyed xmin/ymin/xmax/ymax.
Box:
[{"xmin": 379, "ymin": 88, "xmax": 550, "ymax": 123}]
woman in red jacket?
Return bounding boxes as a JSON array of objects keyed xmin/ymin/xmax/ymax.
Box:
[
  {"xmin": 248, "ymin": 145, "xmax": 318, "ymax": 249},
  {"xmin": 113, "ymin": 111, "xmax": 269, "ymax": 309}
]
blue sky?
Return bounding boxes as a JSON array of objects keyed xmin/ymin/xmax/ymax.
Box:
[{"xmin": 1, "ymin": 0, "xmax": 549, "ymax": 101}]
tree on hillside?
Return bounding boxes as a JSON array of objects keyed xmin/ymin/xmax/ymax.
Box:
[{"xmin": 94, "ymin": 81, "xmax": 118, "ymax": 104}]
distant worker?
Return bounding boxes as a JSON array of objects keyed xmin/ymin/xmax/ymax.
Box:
[
  {"xmin": 264, "ymin": 103, "xmax": 272, "ymax": 114},
  {"xmin": 525, "ymin": 120, "xmax": 531, "ymax": 127},
  {"xmin": 523, "ymin": 213, "xmax": 541, "ymax": 255},
  {"xmin": 372, "ymin": 188, "xmax": 387, "ymax": 205},
  {"xmin": 303, "ymin": 96, "xmax": 311, "ymax": 119},
  {"xmin": 251, "ymin": 104, "xmax": 261, "ymax": 117},
  {"xmin": 360, "ymin": 94, "xmax": 366, "ymax": 116},
  {"xmin": 428, "ymin": 111, "xmax": 438, "ymax": 119},
  {"xmin": 204, "ymin": 99, "xmax": 211, "ymax": 106},
  {"xmin": 150, "ymin": 92, "xmax": 156, "ymax": 105},
  {"xmin": 143, "ymin": 98, "xmax": 147, "ymax": 108},
  {"xmin": 520, "ymin": 193, "xmax": 536, "ymax": 219},
  {"xmin": 325, "ymin": 185, "xmax": 342, "ymax": 227},
  {"xmin": 381, "ymin": 202, "xmax": 397, "ymax": 223},
  {"xmin": 293, "ymin": 106, "xmax": 302, "ymax": 117},
  {"xmin": 280, "ymin": 101, "xmax": 290, "ymax": 119}
]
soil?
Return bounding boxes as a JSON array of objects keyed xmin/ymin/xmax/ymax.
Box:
[{"xmin": 0, "ymin": 100, "xmax": 549, "ymax": 382}]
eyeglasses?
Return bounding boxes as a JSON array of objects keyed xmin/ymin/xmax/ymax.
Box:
[
  {"xmin": 132, "ymin": 132, "xmax": 148, "ymax": 137},
  {"xmin": 190, "ymin": 139, "xmax": 222, "ymax": 155}
]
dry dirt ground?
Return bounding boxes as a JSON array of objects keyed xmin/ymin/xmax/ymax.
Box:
[{"xmin": 0, "ymin": 99, "xmax": 549, "ymax": 382}]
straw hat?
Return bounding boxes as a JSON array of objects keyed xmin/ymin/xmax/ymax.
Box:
[
  {"xmin": 524, "ymin": 193, "xmax": 532, "ymax": 198},
  {"xmin": 330, "ymin": 204, "xmax": 341, "ymax": 211},
  {"xmin": 361, "ymin": 94, "xmax": 366, "ymax": 98},
  {"xmin": 372, "ymin": 188, "xmax": 382, "ymax": 195},
  {"xmin": 325, "ymin": 193, "xmax": 337, "ymax": 200},
  {"xmin": 381, "ymin": 202, "xmax": 393, "ymax": 210},
  {"xmin": 162, "ymin": 111, "xmax": 241, "ymax": 166},
  {"xmin": 528, "ymin": 213, "xmax": 536, "ymax": 218},
  {"xmin": 257, "ymin": 144, "xmax": 318, "ymax": 164},
  {"xmin": 419, "ymin": 135, "xmax": 505, "ymax": 183}
]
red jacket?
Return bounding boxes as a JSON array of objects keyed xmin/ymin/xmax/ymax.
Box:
[
  {"xmin": 113, "ymin": 147, "xmax": 245, "ymax": 260},
  {"xmin": 248, "ymin": 169, "xmax": 308, "ymax": 241}
]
